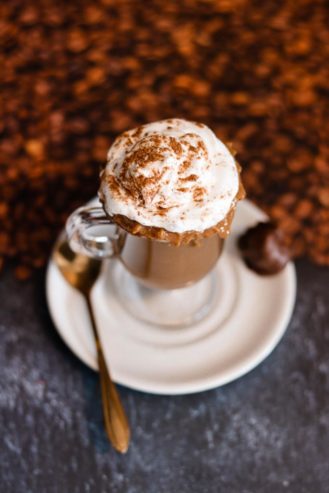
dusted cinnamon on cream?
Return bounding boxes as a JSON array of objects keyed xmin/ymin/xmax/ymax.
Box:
[{"xmin": 99, "ymin": 119, "xmax": 243, "ymax": 236}]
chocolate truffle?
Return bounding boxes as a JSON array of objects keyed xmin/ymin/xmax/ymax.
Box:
[{"xmin": 238, "ymin": 221, "xmax": 291, "ymax": 275}]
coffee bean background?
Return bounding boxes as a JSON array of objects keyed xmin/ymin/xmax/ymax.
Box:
[{"xmin": 1, "ymin": 0, "xmax": 328, "ymax": 278}]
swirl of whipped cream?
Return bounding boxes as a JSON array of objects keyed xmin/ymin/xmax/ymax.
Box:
[{"xmin": 99, "ymin": 118, "xmax": 240, "ymax": 233}]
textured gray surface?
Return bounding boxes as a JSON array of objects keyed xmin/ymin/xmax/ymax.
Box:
[{"xmin": 0, "ymin": 260, "xmax": 328, "ymax": 493}]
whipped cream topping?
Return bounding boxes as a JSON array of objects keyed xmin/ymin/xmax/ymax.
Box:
[{"xmin": 99, "ymin": 119, "xmax": 240, "ymax": 233}]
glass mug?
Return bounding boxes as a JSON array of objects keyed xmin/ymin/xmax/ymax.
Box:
[{"xmin": 66, "ymin": 205, "xmax": 224, "ymax": 327}]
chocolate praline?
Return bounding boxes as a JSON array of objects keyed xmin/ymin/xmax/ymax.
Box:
[{"xmin": 238, "ymin": 221, "xmax": 291, "ymax": 275}]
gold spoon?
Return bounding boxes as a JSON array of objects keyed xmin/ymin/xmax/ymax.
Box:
[{"xmin": 53, "ymin": 238, "xmax": 130, "ymax": 453}]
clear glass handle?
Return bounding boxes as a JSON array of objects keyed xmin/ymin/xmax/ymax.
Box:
[{"xmin": 66, "ymin": 206, "xmax": 123, "ymax": 259}]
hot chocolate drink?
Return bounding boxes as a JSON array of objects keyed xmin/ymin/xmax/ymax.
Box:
[
  {"xmin": 119, "ymin": 233, "xmax": 224, "ymax": 289},
  {"xmin": 66, "ymin": 118, "xmax": 245, "ymax": 325},
  {"xmin": 99, "ymin": 118, "xmax": 244, "ymax": 289}
]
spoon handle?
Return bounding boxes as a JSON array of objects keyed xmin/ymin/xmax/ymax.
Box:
[{"xmin": 86, "ymin": 295, "xmax": 131, "ymax": 453}]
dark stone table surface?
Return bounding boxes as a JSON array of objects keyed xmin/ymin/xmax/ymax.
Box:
[{"xmin": 0, "ymin": 259, "xmax": 328, "ymax": 493}]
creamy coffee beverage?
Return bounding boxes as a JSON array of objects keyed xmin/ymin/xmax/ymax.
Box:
[
  {"xmin": 100, "ymin": 118, "xmax": 243, "ymax": 239},
  {"xmin": 119, "ymin": 233, "xmax": 224, "ymax": 289},
  {"xmin": 66, "ymin": 118, "xmax": 245, "ymax": 324},
  {"xmin": 98, "ymin": 118, "xmax": 244, "ymax": 289}
]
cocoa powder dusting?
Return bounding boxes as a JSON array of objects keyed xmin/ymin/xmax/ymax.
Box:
[
  {"xmin": 180, "ymin": 174, "xmax": 198, "ymax": 182},
  {"xmin": 179, "ymin": 160, "xmax": 192, "ymax": 173},
  {"xmin": 193, "ymin": 187, "xmax": 206, "ymax": 202},
  {"xmin": 0, "ymin": 0, "xmax": 328, "ymax": 279},
  {"xmin": 168, "ymin": 137, "xmax": 183, "ymax": 156},
  {"xmin": 116, "ymin": 135, "xmax": 172, "ymax": 203},
  {"xmin": 107, "ymin": 175, "xmax": 122, "ymax": 197}
]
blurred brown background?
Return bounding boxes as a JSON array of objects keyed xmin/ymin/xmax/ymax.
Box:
[{"xmin": 1, "ymin": 0, "xmax": 328, "ymax": 279}]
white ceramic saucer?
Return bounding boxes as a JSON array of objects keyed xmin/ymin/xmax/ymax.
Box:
[{"xmin": 46, "ymin": 199, "xmax": 296, "ymax": 395}]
